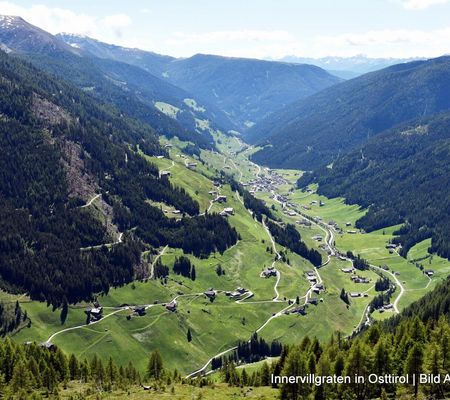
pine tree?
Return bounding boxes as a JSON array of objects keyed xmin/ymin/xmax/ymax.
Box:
[
  {"xmin": 68, "ymin": 354, "xmax": 80, "ymax": 381},
  {"xmin": 187, "ymin": 328, "xmax": 192, "ymax": 342},
  {"xmin": 405, "ymin": 344, "xmax": 424, "ymax": 399},
  {"xmin": 60, "ymin": 297, "xmax": 68, "ymax": 325},
  {"xmin": 147, "ymin": 350, "xmax": 164, "ymax": 381}
]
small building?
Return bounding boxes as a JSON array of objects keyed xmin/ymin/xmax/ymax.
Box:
[
  {"xmin": 165, "ymin": 299, "xmax": 177, "ymax": 312},
  {"xmin": 347, "ymin": 230, "xmax": 357, "ymax": 234},
  {"xmin": 383, "ymin": 304, "xmax": 394, "ymax": 310},
  {"xmin": 215, "ymin": 195, "xmax": 227, "ymax": 203},
  {"xmin": 424, "ymin": 269, "xmax": 435, "ymax": 277},
  {"xmin": 208, "ymin": 190, "xmax": 217, "ymax": 195},
  {"xmin": 134, "ymin": 306, "xmax": 146, "ymax": 316},
  {"xmin": 172, "ymin": 210, "xmax": 181, "ymax": 215},
  {"xmin": 186, "ymin": 162, "xmax": 198, "ymax": 169},
  {"xmin": 204, "ymin": 289, "xmax": 216, "ymax": 299},
  {"xmin": 160, "ymin": 170, "xmax": 171, "ymax": 178},
  {"xmin": 346, "ymin": 222, "xmax": 352, "ymax": 227},
  {"xmin": 350, "ymin": 292, "xmax": 361, "ymax": 298},
  {"xmin": 312, "ymin": 235, "xmax": 323, "ymax": 242},
  {"xmin": 40, "ymin": 342, "xmax": 56, "ymax": 351},
  {"xmin": 223, "ymin": 207, "xmax": 234, "ymax": 215},
  {"xmin": 341, "ymin": 268, "xmax": 354, "ymax": 273},
  {"xmin": 313, "ymin": 283, "xmax": 324, "ymax": 294},
  {"xmin": 262, "ymin": 268, "xmax": 277, "ymax": 278},
  {"xmin": 291, "ymin": 306, "xmax": 307, "ymax": 315},
  {"xmin": 308, "ymin": 298, "xmax": 319, "ymax": 305},
  {"xmin": 164, "ymin": 143, "xmax": 173, "ymax": 148},
  {"xmin": 385, "ymin": 244, "xmax": 397, "ymax": 249}
]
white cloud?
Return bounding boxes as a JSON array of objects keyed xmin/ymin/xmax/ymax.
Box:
[
  {"xmin": 165, "ymin": 30, "xmax": 300, "ymax": 58},
  {"xmin": 0, "ymin": 1, "xmax": 133, "ymax": 41},
  {"xmin": 400, "ymin": 0, "xmax": 450, "ymax": 9},
  {"xmin": 313, "ymin": 27, "xmax": 450, "ymax": 57}
]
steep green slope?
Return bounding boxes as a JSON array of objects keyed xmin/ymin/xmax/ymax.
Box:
[
  {"xmin": 298, "ymin": 112, "xmax": 450, "ymax": 259},
  {"xmin": 0, "ymin": 49, "xmax": 238, "ymax": 307},
  {"xmin": 250, "ymin": 56, "xmax": 450, "ymax": 169}
]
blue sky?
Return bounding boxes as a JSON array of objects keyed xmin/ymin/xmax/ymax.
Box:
[{"xmin": 1, "ymin": 0, "xmax": 450, "ymax": 59}]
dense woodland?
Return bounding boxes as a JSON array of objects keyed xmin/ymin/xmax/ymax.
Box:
[
  {"xmin": 298, "ymin": 112, "xmax": 450, "ymax": 259},
  {"xmin": 265, "ymin": 220, "xmax": 322, "ymax": 266},
  {"xmin": 0, "ymin": 51, "xmax": 238, "ymax": 306},
  {"xmin": 250, "ymin": 56, "xmax": 450, "ymax": 169}
]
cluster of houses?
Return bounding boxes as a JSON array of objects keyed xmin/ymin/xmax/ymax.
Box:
[
  {"xmin": 245, "ymin": 169, "xmax": 289, "ymax": 194},
  {"xmin": 305, "ymin": 271, "xmax": 325, "ymax": 294},
  {"xmin": 261, "ymin": 266, "xmax": 277, "ymax": 278}
]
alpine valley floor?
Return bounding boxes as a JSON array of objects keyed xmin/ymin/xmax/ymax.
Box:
[{"xmin": 10, "ymin": 132, "xmax": 450, "ymax": 377}]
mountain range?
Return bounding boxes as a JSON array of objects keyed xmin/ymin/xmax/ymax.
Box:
[
  {"xmin": 58, "ymin": 33, "xmax": 342, "ymax": 131},
  {"xmin": 277, "ymin": 55, "xmax": 421, "ymax": 79},
  {"xmin": 249, "ymin": 56, "xmax": 450, "ymax": 169}
]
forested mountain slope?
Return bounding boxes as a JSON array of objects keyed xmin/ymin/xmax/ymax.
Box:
[
  {"xmin": 0, "ymin": 16, "xmax": 224, "ymax": 149},
  {"xmin": 250, "ymin": 56, "xmax": 450, "ymax": 169},
  {"xmin": 298, "ymin": 112, "xmax": 450, "ymax": 259},
  {"xmin": 0, "ymin": 50, "xmax": 238, "ymax": 307},
  {"xmin": 56, "ymin": 35, "xmax": 341, "ymax": 131}
]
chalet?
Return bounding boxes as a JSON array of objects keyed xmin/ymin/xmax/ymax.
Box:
[
  {"xmin": 311, "ymin": 200, "xmax": 318, "ymax": 205},
  {"xmin": 341, "ymin": 268, "xmax": 354, "ymax": 273},
  {"xmin": 302, "ymin": 205, "xmax": 311, "ymax": 211},
  {"xmin": 328, "ymin": 220, "xmax": 337, "ymax": 226},
  {"xmin": 313, "ymin": 283, "xmax": 324, "ymax": 294},
  {"xmin": 297, "ymin": 219, "xmax": 312, "ymax": 227},
  {"xmin": 350, "ymin": 293, "xmax": 361, "ymax": 298},
  {"xmin": 204, "ymin": 289, "xmax": 216, "ymax": 299},
  {"xmin": 319, "ymin": 201, "xmax": 325, "ymax": 207},
  {"xmin": 262, "ymin": 267, "xmax": 277, "ymax": 278},
  {"xmin": 351, "ymin": 276, "xmax": 370, "ymax": 284},
  {"xmin": 160, "ymin": 170, "xmax": 171, "ymax": 177},
  {"xmin": 165, "ymin": 299, "xmax": 177, "ymax": 312},
  {"xmin": 208, "ymin": 190, "xmax": 217, "ymax": 195},
  {"xmin": 215, "ymin": 195, "xmax": 227, "ymax": 203},
  {"xmin": 186, "ymin": 162, "xmax": 198, "ymax": 169},
  {"xmin": 134, "ymin": 306, "xmax": 146, "ymax": 316},
  {"xmin": 164, "ymin": 143, "xmax": 173, "ymax": 149},
  {"xmin": 287, "ymin": 211, "xmax": 297, "ymax": 216},
  {"xmin": 223, "ymin": 207, "xmax": 234, "ymax": 215},
  {"xmin": 305, "ymin": 270, "xmax": 315, "ymax": 278},
  {"xmin": 172, "ymin": 210, "xmax": 181, "ymax": 215},
  {"xmin": 156, "ymin": 155, "xmax": 164, "ymax": 159},
  {"xmin": 312, "ymin": 235, "xmax": 323, "ymax": 242},
  {"xmin": 345, "ymin": 222, "xmax": 352, "ymax": 226},
  {"xmin": 40, "ymin": 342, "xmax": 56, "ymax": 351},
  {"xmin": 347, "ymin": 230, "xmax": 357, "ymax": 234},
  {"xmin": 385, "ymin": 244, "xmax": 397, "ymax": 249},
  {"xmin": 291, "ymin": 306, "xmax": 307, "ymax": 315},
  {"xmin": 424, "ymin": 269, "xmax": 435, "ymax": 277}
]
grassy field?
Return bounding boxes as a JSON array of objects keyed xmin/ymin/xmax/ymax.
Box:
[
  {"xmin": 58, "ymin": 381, "xmax": 279, "ymax": 399},
  {"xmin": 9, "ymin": 132, "xmax": 450, "ymax": 380}
]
